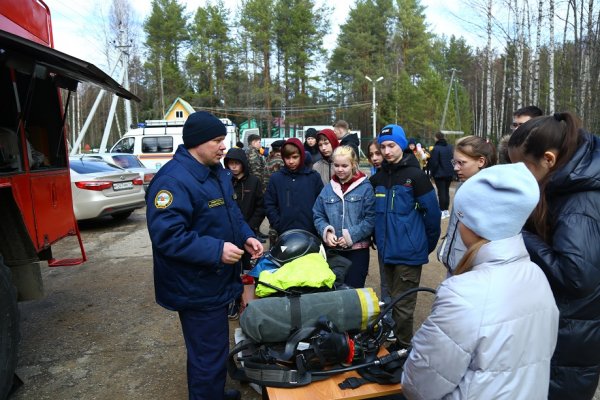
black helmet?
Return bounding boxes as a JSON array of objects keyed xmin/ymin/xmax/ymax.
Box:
[{"xmin": 268, "ymin": 229, "xmax": 325, "ymax": 267}]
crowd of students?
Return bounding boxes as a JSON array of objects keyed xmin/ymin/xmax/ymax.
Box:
[
  {"xmin": 233, "ymin": 113, "xmax": 600, "ymax": 399},
  {"xmin": 146, "ymin": 111, "xmax": 600, "ymax": 400}
]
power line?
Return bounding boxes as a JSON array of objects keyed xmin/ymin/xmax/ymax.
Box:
[{"xmin": 194, "ymin": 101, "xmax": 371, "ymax": 114}]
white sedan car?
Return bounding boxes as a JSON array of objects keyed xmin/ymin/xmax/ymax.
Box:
[
  {"xmin": 79, "ymin": 153, "xmax": 156, "ymax": 191},
  {"xmin": 69, "ymin": 157, "xmax": 146, "ymax": 221}
]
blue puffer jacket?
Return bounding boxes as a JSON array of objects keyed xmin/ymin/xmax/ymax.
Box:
[
  {"xmin": 146, "ymin": 145, "xmax": 254, "ymax": 311},
  {"xmin": 264, "ymin": 165, "xmax": 324, "ymax": 235},
  {"xmin": 370, "ymin": 159, "xmax": 441, "ymax": 265},
  {"xmin": 521, "ymin": 132, "xmax": 600, "ymax": 400},
  {"xmin": 429, "ymin": 139, "xmax": 454, "ymax": 178},
  {"xmin": 313, "ymin": 173, "xmax": 375, "ymax": 246}
]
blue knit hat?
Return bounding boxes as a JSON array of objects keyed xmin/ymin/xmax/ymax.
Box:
[
  {"xmin": 378, "ymin": 124, "xmax": 408, "ymax": 150},
  {"xmin": 454, "ymin": 163, "xmax": 539, "ymax": 241},
  {"xmin": 183, "ymin": 111, "xmax": 226, "ymax": 148}
]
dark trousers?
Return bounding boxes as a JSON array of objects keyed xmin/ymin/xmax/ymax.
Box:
[
  {"xmin": 434, "ymin": 177, "xmax": 452, "ymax": 211},
  {"xmin": 384, "ymin": 264, "xmax": 422, "ymax": 348},
  {"xmin": 378, "ymin": 254, "xmax": 391, "ymax": 305},
  {"xmin": 178, "ymin": 306, "xmax": 229, "ymax": 400},
  {"xmin": 338, "ymin": 247, "xmax": 370, "ymax": 288}
]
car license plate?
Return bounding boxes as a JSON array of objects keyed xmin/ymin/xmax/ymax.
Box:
[{"xmin": 113, "ymin": 181, "xmax": 133, "ymax": 191}]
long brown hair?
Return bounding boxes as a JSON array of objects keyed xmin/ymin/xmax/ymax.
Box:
[
  {"xmin": 454, "ymin": 238, "xmax": 490, "ymax": 275},
  {"xmin": 507, "ymin": 112, "xmax": 582, "ymax": 242},
  {"xmin": 455, "ymin": 135, "xmax": 497, "ymax": 167}
]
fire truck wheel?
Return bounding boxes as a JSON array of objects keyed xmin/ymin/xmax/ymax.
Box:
[
  {"xmin": 0, "ymin": 258, "xmax": 19, "ymax": 399},
  {"xmin": 111, "ymin": 210, "xmax": 133, "ymax": 221}
]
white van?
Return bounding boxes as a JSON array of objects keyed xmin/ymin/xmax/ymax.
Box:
[{"xmin": 109, "ymin": 118, "xmax": 238, "ymax": 169}]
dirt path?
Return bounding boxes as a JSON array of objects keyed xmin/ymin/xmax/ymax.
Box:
[
  {"xmin": 11, "ymin": 206, "xmax": 449, "ymax": 400},
  {"xmin": 16, "ymin": 186, "xmax": 599, "ymax": 400}
]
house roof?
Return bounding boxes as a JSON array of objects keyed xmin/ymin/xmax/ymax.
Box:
[{"xmin": 164, "ymin": 97, "xmax": 196, "ymax": 119}]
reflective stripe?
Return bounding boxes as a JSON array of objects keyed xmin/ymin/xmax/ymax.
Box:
[{"xmin": 356, "ymin": 287, "xmax": 380, "ymax": 330}]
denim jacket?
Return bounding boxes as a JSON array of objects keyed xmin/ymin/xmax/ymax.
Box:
[{"xmin": 313, "ymin": 175, "xmax": 375, "ymax": 247}]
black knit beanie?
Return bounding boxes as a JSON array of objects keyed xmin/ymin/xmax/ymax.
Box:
[
  {"xmin": 305, "ymin": 128, "xmax": 318, "ymax": 139},
  {"xmin": 183, "ymin": 111, "xmax": 226, "ymax": 148}
]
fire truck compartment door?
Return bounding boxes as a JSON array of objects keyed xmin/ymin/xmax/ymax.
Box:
[{"xmin": 0, "ymin": 29, "xmax": 140, "ymax": 101}]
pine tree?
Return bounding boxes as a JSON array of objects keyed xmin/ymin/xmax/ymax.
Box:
[{"xmin": 143, "ymin": 0, "xmax": 189, "ymax": 117}]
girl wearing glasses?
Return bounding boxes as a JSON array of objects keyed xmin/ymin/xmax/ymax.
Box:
[
  {"xmin": 437, "ymin": 136, "xmax": 497, "ymax": 276},
  {"xmin": 508, "ymin": 112, "xmax": 600, "ymax": 400}
]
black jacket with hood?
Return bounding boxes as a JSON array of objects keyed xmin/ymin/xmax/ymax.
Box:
[
  {"xmin": 340, "ymin": 133, "xmax": 360, "ymax": 159},
  {"xmin": 522, "ymin": 132, "xmax": 600, "ymax": 399},
  {"xmin": 224, "ymin": 148, "xmax": 265, "ymax": 232},
  {"xmin": 429, "ymin": 138, "xmax": 454, "ymax": 178}
]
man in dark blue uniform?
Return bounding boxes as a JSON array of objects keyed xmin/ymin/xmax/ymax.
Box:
[{"xmin": 146, "ymin": 111, "xmax": 263, "ymax": 400}]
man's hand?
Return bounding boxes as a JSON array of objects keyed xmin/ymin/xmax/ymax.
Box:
[
  {"xmin": 244, "ymin": 237, "xmax": 264, "ymax": 259},
  {"xmin": 221, "ymin": 242, "xmax": 244, "ymax": 264}
]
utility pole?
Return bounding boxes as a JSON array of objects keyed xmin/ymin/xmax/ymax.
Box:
[
  {"xmin": 440, "ymin": 68, "xmax": 464, "ymax": 135},
  {"xmin": 70, "ymin": 53, "xmax": 123, "ymax": 155},
  {"xmin": 440, "ymin": 68, "xmax": 457, "ymax": 131},
  {"xmin": 365, "ymin": 75, "xmax": 384, "ymax": 137},
  {"xmin": 115, "ymin": 23, "xmax": 133, "ymax": 130},
  {"xmin": 99, "ymin": 25, "xmax": 132, "ymax": 153}
]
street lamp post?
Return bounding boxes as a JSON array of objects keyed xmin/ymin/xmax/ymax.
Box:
[{"xmin": 365, "ymin": 75, "xmax": 384, "ymax": 136}]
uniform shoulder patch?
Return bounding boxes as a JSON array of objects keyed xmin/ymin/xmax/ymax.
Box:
[{"xmin": 155, "ymin": 190, "xmax": 173, "ymax": 209}]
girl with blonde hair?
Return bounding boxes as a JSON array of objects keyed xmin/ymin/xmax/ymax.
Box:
[{"xmin": 313, "ymin": 146, "xmax": 375, "ymax": 288}]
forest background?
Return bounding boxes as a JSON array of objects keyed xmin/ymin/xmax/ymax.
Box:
[{"xmin": 50, "ymin": 0, "xmax": 600, "ymax": 151}]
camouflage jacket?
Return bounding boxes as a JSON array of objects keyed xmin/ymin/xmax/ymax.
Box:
[
  {"xmin": 246, "ymin": 147, "xmax": 267, "ymax": 189},
  {"xmin": 265, "ymin": 156, "xmax": 284, "ymax": 185}
]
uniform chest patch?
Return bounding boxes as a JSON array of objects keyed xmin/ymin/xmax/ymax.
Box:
[
  {"xmin": 155, "ymin": 190, "xmax": 173, "ymax": 209},
  {"xmin": 403, "ymin": 178, "xmax": 413, "ymax": 187},
  {"xmin": 208, "ymin": 198, "xmax": 225, "ymax": 208}
]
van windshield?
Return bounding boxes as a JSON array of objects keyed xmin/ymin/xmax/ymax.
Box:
[{"xmin": 111, "ymin": 137, "xmax": 134, "ymax": 153}]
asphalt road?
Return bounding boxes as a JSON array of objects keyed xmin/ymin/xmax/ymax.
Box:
[{"xmin": 14, "ymin": 197, "xmax": 598, "ymax": 399}]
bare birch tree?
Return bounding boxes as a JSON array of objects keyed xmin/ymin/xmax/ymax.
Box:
[
  {"xmin": 486, "ymin": 0, "xmax": 493, "ymax": 138},
  {"xmin": 548, "ymin": 0, "xmax": 555, "ymax": 112},
  {"xmin": 515, "ymin": 1, "xmax": 524, "ymax": 109},
  {"xmin": 533, "ymin": 0, "xmax": 543, "ymax": 106}
]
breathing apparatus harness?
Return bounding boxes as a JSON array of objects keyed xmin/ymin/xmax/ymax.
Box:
[{"xmin": 228, "ymin": 286, "xmax": 436, "ymax": 389}]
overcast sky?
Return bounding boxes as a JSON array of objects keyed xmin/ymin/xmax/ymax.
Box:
[{"xmin": 44, "ymin": 0, "xmax": 486, "ymax": 73}]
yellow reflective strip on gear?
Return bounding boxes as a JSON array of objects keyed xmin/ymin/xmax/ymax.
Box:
[
  {"xmin": 375, "ymin": 193, "xmax": 386, "ymax": 197},
  {"xmin": 356, "ymin": 288, "xmax": 369, "ymax": 330},
  {"xmin": 359, "ymin": 288, "xmax": 380, "ymax": 330}
]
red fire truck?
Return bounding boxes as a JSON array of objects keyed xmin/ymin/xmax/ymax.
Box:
[{"xmin": 0, "ymin": 1, "xmax": 139, "ymax": 397}]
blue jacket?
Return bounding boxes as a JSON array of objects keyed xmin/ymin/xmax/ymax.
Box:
[
  {"xmin": 429, "ymin": 139, "xmax": 454, "ymax": 178},
  {"xmin": 370, "ymin": 158, "xmax": 441, "ymax": 265},
  {"xmin": 264, "ymin": 165, "xmax": 323, "ymax": 235},
  {"xmin": 146, "ymin": 145, "xmax": 254, "ymax": 311},
  {"xmin": 313, "ymin": 173, "xmax": 375, "ymax": 246}
]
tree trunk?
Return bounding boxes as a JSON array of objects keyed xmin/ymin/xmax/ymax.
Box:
[
  {"xmin": 500, "ymin": 56, "xmax": 507, "ymax": 137},
  {"xmin": 549, "ymin": 0, "xmax": 555, "ymax": 112},
  {"xmin": 515, "ymin": 5, "xmax": 524, "ymax": 109},
  {"xmin": 486, "ymin": 0, "xmax": 493, "ymax": 139},
  {"xmin": 533, "ymin": 0, "xmax": 543, "ymax": 106}
]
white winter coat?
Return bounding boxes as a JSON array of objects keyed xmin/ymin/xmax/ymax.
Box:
[{"xmin": 402, "ymin": 234, "xmax": 559, "ymax": 400}]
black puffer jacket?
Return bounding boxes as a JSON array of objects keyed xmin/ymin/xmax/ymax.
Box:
[
  {"xmin": 224, "ymin": 148, "xmax": 265, "ymax": 232},
  {"xmin": 429, "ymin": 139, "xmax": 454, "ymax": 178},
  {"xmin": 340, "ymin": 133, "xmax": 360, "ymax": 159},
  {"xmin": 522, "ymin": 132, "xmax": 600, "ymax": 400}
]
